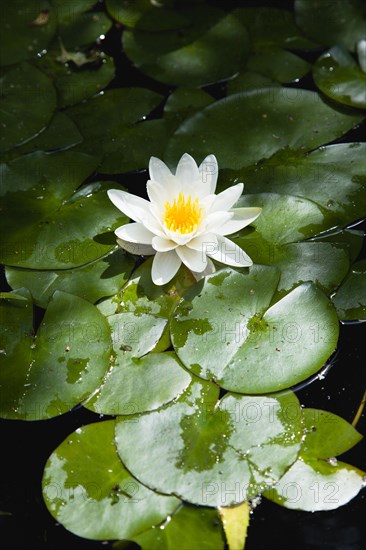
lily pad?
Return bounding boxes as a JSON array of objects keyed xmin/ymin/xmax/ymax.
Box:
[
  {"xmin": 233, "ymin": 7, "xmax": 318, "ymax": 49},
  {"xmin": 227, "ymin": 71, "xmax": 280, "ymax": 95},
  {"xmin": 313, "ymin": 46, "xmax": 366, "ymax": 109},
  {"xmin": 5, "ymin": 249, "xmax": 134, "ymax": 309},
  {"xmin": 165, "ymin": 88, "xmax": 363, "ymax": 170},
  {"xmin": 115, "ymin": 383, "xmax": 303, "ymax": 506},
  {"xmin": 0, "ymin": 62, "xmax": 57, "ymax": 152},
  {"xmin": 224, "ymin": 144, "xmax": 366, "ymax": 230},
  {"xmin": 170, "ymin": 268, "xmax": 339, "ymax": 393},
  {"xmin": 0, "ymin": 172, "xmax": 127, "ymax": 269},
  {"xmin": 115, "ymin": 504, "xmax": 224, "ymax": 550},
  {"xmin": 236, "ymin": 192, "xmax": 326, "ymax": 244},
  {"xmin": 0, "ymin": 150, "xmax": 98, "ymax": 197},
  {"xmin": 246, "ymin": 48, "xmax": 310, "ymax": 83},
  {"xmin": 58, "ymin": 11, "xmax": 112, "ymax": 50},
  {"xmin": 0, "ymin": 289, "xmax": 112, "ymax": 420},
  {"xmin": 331, "ymin": 260, "xmax": 366, "ymax": 321},
  {"xmin": 106, "ymin": 0, "xmax": 190, "ymax": 31},
  {"xmin": 97, "ymin": 257, "xmax": 195, "ymax": 349},
  {"xmin": 42, "ymin": 420, "xmax": 180, "ymax": 539},
  {"xmin": 67, "ymin": 88, "xmax": 164, "ymax": 168},
  {"xmin": 5, "ymin": 112, "xmax": 83, "ymax": 160},
  {"xmin": 84, "ymin": 351, "xmax": 192, "ymax": 416},
  {"xmin": 264, "ymin": 408, "xmax": 364, "ymax": 511},
  {"xmin": 234, "ymin": 241, "xmax": 350, "ymax": 299},
  {"xmin": 164, "ymin": 88, "xmax": 215, "ymax": 132},
  {"xmin": 37, "ymin": 53, "xmax": 115, "ymax": 108},
  {"xmin": 51, "ymin": 0, "xmax": 99, "ymax": 21},
  {"xmin": 99, "ymin": 119, "xmax": 168, "ymax": 174},
  {"xmin": 0, "ymin": 0, "xmax": 57, "ymax": 66},
  {"xmin": 122, "ymin": 6, "xmax": 250, "ymax": 87},
  {"xmin": 309, "ymin": 228, "xmax": 364, "ymax": 263},
  {"xmin": 295, "ymin": 0, "xmax": 366, "ymax": 52}
]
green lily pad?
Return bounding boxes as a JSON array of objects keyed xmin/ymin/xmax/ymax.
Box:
[
  {"xmin": 309, "ymin": 228, "xmax": 364, "ymax": 263},
  {"xmin": 233, "ymin": 7, "xmax": 318, "ymax": 49},
  {"xmin": 331, "ymin": 260, "xmax": 366, "ymax": 321},
  {"xmin": 37, "ymin": 52, "xmax": 115, "ymax": 108},
  {"xmin": 295, "ymin": 0, "xmax": 366, "ymax": 52},
  {"xmin": 5, "ymin": 112, "xmax": 83, "ymax": 160},
  {"xmin": 246, "ymin": 48, "xmax": 310, "ymax": 83},
  {"xmin": 0, "ymin": 166, "xmax": 128, "ymax": 269},
  {"xmin": 58, "ymin": 11, "xmax": 112, "ymax": 50},
  {"xmin": 224, "ymin": 144, "xmax": 366, "ymax": 229},
  {"xmin": 0, "ymin": 0, "xmax": 57, "ymax": 66},
  {"xmin": 0, "ymin": 62, "xmax": 57, "ymax": 152},
  {"xmin": 0, "ymin": 150, "xmax": 98, "ymax": 197},
  {"xmin": 313, "ymin": 46, "xmax": 366, "ymax": 109},
  {"xmin": 227, "ymin": 71, "xmax": 280, "ymax": 95},
  {"xmin": 115, "ymin": 383, "xmax": 303, "ymax": 506},
  {"xmin": 115, "ymin": 503, "xmax": 224, "ymax": 550},
  {"xmin": 237, "ymin": 192, "xmax": 326, "ymax": 244},
  {"xmin": 106, "ymin": 0, "xmax": 190, "ymax": 31},
  {"xmin": 5, "ymin": 249, "xmax": 134, "ymax": 309},
  {"xmin": 165, "ymin": 88, "xmax": 363, "ymax": 170},
  {"xmin": 43, "ymin": 420, "xmax": 180, "ymax": 539},
  {"xmin": 51, "ymin": 0, "xmax": 99, "ymax": 21},
  {"xmin": 67, "ymin": 88, "xmax": 164, "ymax": 168},
  {"xmin": 122, "ymin": 6, "xmax": 250, "ymax": 87},
  {"xmin": 164, "ymin": 88, "xmax": 215, "ymax": 132},
  {"xmin": 99, "ymin": 119, "xmax": 168, "ymax": 174},
  {"xmin": 0, "ymin": 289, "xmax": 112, "ymax": 420},
  {"xmin": 264, "ymin": 408, "xmax": 364, "ymax": 511},
  {"xmin": 171, "ymin": 268, "xmax": 339, "ymax": 393},
  {"xmin": 234, "ymin": 241, "xmax": 349, "ymax": 299},
  {"xmin": 84, "ymin": 351, "xmax": 192, "ymax": 416}
]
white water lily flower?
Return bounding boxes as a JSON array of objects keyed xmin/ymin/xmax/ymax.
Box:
[{"xmin": 108, "ymin": 153, "xmax": 261, "ymax": 286}]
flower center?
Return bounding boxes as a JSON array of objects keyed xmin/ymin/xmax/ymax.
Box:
[{"xmin": 164, "ymin": 193, "xmax": 203, "ymax": 234}]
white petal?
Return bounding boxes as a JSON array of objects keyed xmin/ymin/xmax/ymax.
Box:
[
  {"xmin": 191, "ymin": 258, "xmax": 216, "ymax": 281},
  {"xmin": 117, "ymin": 238, "xmax": 155, "ymax": 256},
  {"xmin": 209, "ymin": 183, "xmax": 244, "ymax": 213},
  {"xmin": 201, "ymin": 211, "xmax": 233, "ymax": 233},
  {"xmin": 186, "ymin": 233, "xmax": 218, "ymax": 252},
  {"xmin": 152, "ymin": 236, "xmax": 178, "ymax": 252},
  {"xmin": 115, "ymin": 223, "xmax": 154, "ymax": 244},
  {"xmin": 149, "ymin": 156, "xmax": 173, "ymax": 185},
  {"xmin": 176, "ymin": 246, "xmax": 208, "ymax": 273},
  {"xmin": 152, "ymin": 251, "xmax": 181, "ymax": 286},
  {"xmin": 146, "ymin": 178, "xmax": 180, "ymax": 207},
  {"xmin": 175, "ymin": 153, "xmax": 200, "ymax": 184},
  {"xmin": 108, "ymin": 189, "xmax": 150, "ymax": 223},
  {"xmin": 163, "ymin": 227, "xmax": 197, "ymax": 246},
  {"xmin": 206, "ymin": 235, "xmax": 253, "ymax": 267},
  {"xmin": 198, "ymin": 154, "xmax": 218, "ymax": 194},
  {"xmin": 215, "ymin": 207, "xmax": 262, "ymax": 236}
]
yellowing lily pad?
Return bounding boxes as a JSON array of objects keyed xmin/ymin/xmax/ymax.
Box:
[
  {"xmin": 331, "ymin": 260, "xmax": 366, "ymax": 321},
  {"xmin": 115, "ymin": 384, "xmax": 303, "ymax": 506},
  {"xmin": 43, "ymin": 420, "xmax": 180, "ymax": 539},
  {"xmin": 264, "ymin": 409, "xmax": 365, "ymax": 511},
  {"xmin": 170, "ymin": 268, "xmax": 339, "ymax": 394}
]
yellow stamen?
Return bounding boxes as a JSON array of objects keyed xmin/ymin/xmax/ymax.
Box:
[{"xmin": 164, "ymin": 193, "xmax": 203, "ymax": 234}]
